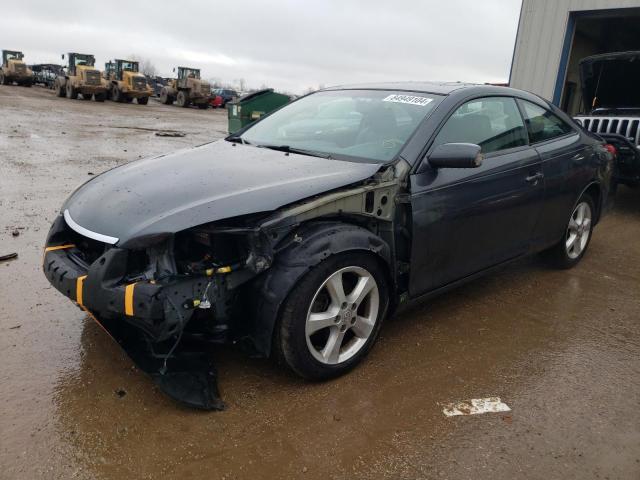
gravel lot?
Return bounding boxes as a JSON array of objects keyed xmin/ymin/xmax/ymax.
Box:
[{"xmin": 1, "ymin": 85, "xmax": 639, "ymax": 480}]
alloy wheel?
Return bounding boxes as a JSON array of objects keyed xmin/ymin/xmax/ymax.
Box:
[
  {"xmin": 305, "ymin": 266, "xmax": 380, "ymax": 365},
  {"xmin": 566, "ymin": 201, "xmax": 592, "ymax": 259}
]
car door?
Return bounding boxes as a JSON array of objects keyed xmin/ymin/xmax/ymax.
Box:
[
  {"xmin": 517, "ymin": 100, "xmax": 589, "ymax": 249},
  {"xmin": 408, "ymin": 96, "xmax": 544, "ymax": 296}
]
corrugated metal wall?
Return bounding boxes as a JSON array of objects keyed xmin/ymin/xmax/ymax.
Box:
[{"xmin": 510, "ymin": 0, "xmax": 640, "ymax": 101}]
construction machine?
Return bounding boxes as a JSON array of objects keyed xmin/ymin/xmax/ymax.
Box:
[
  {"xmin": 54, "ymin": 53, "xmax": 108, "ymax": 101},
  {"xmin": 105, "ymin": 59, "xmax": 152, "ymax": 104},
  {"xmin": 0, "ymin": 50, "xmax": 33, "ymax": 86},
  {"xmin": 160, "ymin": 67, "xmax": 211, "ymax": 109}
]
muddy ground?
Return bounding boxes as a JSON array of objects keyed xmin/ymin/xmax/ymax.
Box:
[{"xmin": 1, "ymin": 85, "xmax": 639, "ymax": 480}]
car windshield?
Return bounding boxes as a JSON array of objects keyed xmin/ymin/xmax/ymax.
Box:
[{"xmin": 240, "ymin": 89, "xmax": 442, "ymax": 162}]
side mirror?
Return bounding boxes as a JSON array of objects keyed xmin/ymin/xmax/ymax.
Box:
[{"xmin": 425, "ymin": 143, "xmax": 483, "ymax": 170}]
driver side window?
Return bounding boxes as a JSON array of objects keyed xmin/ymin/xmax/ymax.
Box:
[{"xmin": 434, "ymin": 97, "xmax": 528, "ymax": 154}]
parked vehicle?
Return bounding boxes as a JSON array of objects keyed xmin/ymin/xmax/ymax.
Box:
[
  {"xmin": 574, "ymin": 51, "xmax": 640, "ymax": 188},
  {"xmin": 55, "ymin": 53, "xmax": 108, "ymax": 101},
  {"xmin": 43, "ymin": 83, "xmax": 613, "ymax": 409},
  {"xmin": 160, "ymin": 67, "xmax": 211, "ymax": 109},
  {"xmin": 210, "ymin": 94, "xmax": 223, "ymax": 108},
  {"xmin": 104, "ymin": 59, "xmax": 152, "ymax": 105},
  {"xmin": 0, "ymin": 50, "xmax": 33, "ymax": 86},
  {"xmin": 212, "ymin": 88, "xmax": 238, "ymax": 107},
  {"xmin": 150, "ymin": 76, "xmax": 171, "ymax": 97},
  {"xmin": 30, "ymin": 64, "xmax": 64, "ymax": 89}
]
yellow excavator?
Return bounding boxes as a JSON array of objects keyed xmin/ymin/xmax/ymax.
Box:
[
  {"xmin": 54, "ymin": 53, "xmax": 109, "ymax": 101},
  {"xmin": 0, "ymin": 50, "xmax": 33, "ymax": 86},
  {"xmin": 104, "ymin": 59, "xmax": 152, "ymax": 104}
]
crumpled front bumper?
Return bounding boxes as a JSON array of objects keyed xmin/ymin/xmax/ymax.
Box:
[{"xmin": 43, "ymin": 227, "xmax": 224, "ymax": 410}]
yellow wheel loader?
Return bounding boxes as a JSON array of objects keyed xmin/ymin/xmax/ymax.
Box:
[
  {"xmin": 0, "ymin": 50, "xmax": 33, "ymax": 86},
  {"xmin": 105, "ymin": 59, "xmax": 152, "ymax": 105},
  {"xmin": 160, "ymin": 67, "xmax": 211, "ymax": 109},
  {"xmin": 54, "ymin": 53, "xmax": 108, "ymax": 101}
]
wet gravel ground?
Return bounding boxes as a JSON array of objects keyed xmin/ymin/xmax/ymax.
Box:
[{"xmin": 1, "ymin": 85, "xmax": 639, "ymax": 480}]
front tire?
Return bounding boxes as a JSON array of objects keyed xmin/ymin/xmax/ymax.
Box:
[
  {"xmin": 111, "ymin": 85, "xmax": 122, "ymax": 102},
  {"xmin": 55, "ymin": 80, "xmax": 65, "ymax": 97},
  {"xmin": 276, "ymin": 252, "xmax": 389, "ymax": 380},
  {"xmin": 176, "ymin": 90, "xmax": 190, "ymax": 108},
  {"xmin": 545, "ymin": 193, "xmax": 595, "ymax": 269},
  {"xmin": 160, "ymin": 87, "xmax": 173, "ymax": 104},
  {"xmin": 66, "ymin": 83, "xmax": 78, "ymax": 99}
]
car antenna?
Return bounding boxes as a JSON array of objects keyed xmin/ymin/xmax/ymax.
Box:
[{"xmin": 591, "ymin": 62, "xmax": 605, "ymax": 112}]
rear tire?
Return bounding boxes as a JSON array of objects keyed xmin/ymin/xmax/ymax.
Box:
[
  {"xmin": 66, "ymin": 83, "xmax": 78, "ymax": 99},
  {"xmin": 275, "ymin": 252, "xmax": 389, "ymax": 380},
  {"xmin": 544, "ymin": 193, "xmax": 595, "ymax": 269},
  {"xmin": 55, "ymin": 80, "xmax": 65, "ymax": 97},
  {"xmin": 0, "ymin": 72, "xmax": 6, "ymax": 85},
  {"xmin": 176, "ymin": 90, "xmax": 190, "ymax": 108},
  {"xmin": 137, "ymin": 96, "xmax": 149, "ymax": 105}
]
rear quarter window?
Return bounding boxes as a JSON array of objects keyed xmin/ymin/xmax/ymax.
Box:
[{"xmin": 520, "ymin": 100, "xmax": 574, "ymax": 143}]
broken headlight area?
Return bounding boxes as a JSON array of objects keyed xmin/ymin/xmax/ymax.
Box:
[{"xmin": 43, "ymin": 214, "xmax": 271, "ymax": 410}]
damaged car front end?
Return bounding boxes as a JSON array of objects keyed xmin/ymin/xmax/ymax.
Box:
[
  {"xmin": 42, "ymin": 88, "xmax": 433, "ymax": 408},
  {"xmin": 43, "ymin": 163, "xmax": 406, "ymax": 409}
]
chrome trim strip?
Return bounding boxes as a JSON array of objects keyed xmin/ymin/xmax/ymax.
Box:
[{"xmin": 63, "ymin": 209, "xmax": 119, "ymax": 245}]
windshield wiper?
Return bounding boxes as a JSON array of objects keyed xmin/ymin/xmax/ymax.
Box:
[{"xmin": 257, "ymin": 144, "xmax": 333, "ymax": 159}]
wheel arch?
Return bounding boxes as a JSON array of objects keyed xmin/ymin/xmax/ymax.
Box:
[
  {"xmin": 246, "ymin": 221, "xmax": 393, "ymax": 358},
  {"xmin": 581, "ymin": 181, "xmax": 603, "ymax": 225}
]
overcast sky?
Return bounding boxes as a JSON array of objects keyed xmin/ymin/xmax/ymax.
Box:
[{"xmin": 1, "ymin": 0, "xmax": 522, "ymax": 94}]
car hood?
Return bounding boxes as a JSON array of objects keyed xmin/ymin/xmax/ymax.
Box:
[
  {"xmin": 579, "ymin": 51, "xmax": 640, "ymax": 112},
  {"xmin": 63, "ymin": 140, "xmax": 381, "ymax": 246}
]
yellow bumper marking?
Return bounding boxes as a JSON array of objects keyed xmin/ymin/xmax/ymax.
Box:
[
  {"xmin": 125, "ymin": 283, "xmax": 137, "ymax": 316},
  {"xmin": 44, "ymin": 244, "xmax": 75, "ymax": 253},
  {"xmin": 76, "ymin": 275, "xmax": 87, "ymax": 306},
  {"xmin": 217, "ymin": 266, "xmax": 232, "ymax": 274}
]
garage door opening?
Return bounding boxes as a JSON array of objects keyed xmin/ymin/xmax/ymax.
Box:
[{"xmin": 559, "ymin": 8, "xmax": 640, "ymax": 115}]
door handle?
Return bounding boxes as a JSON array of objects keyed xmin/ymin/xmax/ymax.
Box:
[
  {"xmin": 525, "ymin": 172, "xmax": 544, "ymax": 184},
  {"xmin": 572, "ymin": 153, "xmax": 585, "ymax": 162}
]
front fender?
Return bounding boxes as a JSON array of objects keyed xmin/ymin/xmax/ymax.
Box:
[{"xmin": 246, "ymin": 221, "xmax": 391, "ymax": 357}]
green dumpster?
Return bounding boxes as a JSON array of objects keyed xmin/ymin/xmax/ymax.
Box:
[{"xmin": 227, "ymin": 88, "xmax": 290, "ymax": 134}]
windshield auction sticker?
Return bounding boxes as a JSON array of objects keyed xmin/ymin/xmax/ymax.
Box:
[{"xmin": 383, "ymin": 94, "xmax": 433, "ymax": 106}]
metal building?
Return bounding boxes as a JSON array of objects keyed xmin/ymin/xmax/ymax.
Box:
[{"xmin": 510, "ymin": 0, "xmax": 640, "ymax": 114}]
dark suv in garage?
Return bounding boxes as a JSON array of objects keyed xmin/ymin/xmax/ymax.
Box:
[{"xmin": 44, "ymin": 82, "xmax": 613, "ymax": 408}]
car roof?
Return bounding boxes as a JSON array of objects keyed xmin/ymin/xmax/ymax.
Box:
[{"xmin": 321, "ymin": 81, "xmax": 539, "ymax": 100}]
